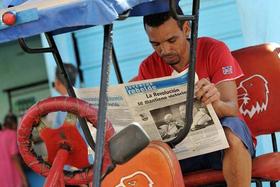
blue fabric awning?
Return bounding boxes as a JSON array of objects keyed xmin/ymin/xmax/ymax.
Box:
[{"xmin": 0, "ymin": 0, "xmax": 174, "ymax": 43}]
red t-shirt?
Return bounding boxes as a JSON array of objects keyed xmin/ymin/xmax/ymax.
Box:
[
  {"xmin": 136, "ymin": 37, "xmax": 256, "ymax": 145},
  {"xmin": 137, "ymin": 37, "xmax": 243, "ymax": 83}
]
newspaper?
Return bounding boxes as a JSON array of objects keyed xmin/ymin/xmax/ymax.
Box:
[{"xmin": 75, "ymin": 70, "xmax": 229, "ymax": 160}]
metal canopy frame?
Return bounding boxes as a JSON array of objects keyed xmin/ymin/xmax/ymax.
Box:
[
  {"xmin": 16, "ymin": 0, "xmax": 201, "ymax": 186},
  {"xmin": 167, "ymin": 0, "xmax": 200, "ymax": 147},
  {"xmin": 18, "ymin": 34, "xmax": 96, "ymax": 152}
]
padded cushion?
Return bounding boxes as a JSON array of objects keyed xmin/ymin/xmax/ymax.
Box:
[
  {"xmin": 183, "ymin": 169, "xmax": 224, "ymax": 187},
  {"xmin": 40, "ymin": 125, "xmax": 89, "ymax": 169},
  {"xmin": 233, "ymin": 44, "xmax": 280, "ymax": 136},
  {"xmin": 252, "ymin": 152, "xmax": 280, "ymax": 180},
  {"xmin": 183, "ymin": 44, "xmax": 280, "ymax": 186},
  {"xmin": 183, "ymin": 152, "xmax": 280, "ymax": 186},
  {"xmin": 102, "ymin": 141, "xmax": 184, "ymax": 187}
]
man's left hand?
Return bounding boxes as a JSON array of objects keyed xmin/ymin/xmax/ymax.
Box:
[{"xmin": 195, "ymin": 78, "xmax": 221, "ymax": 105}]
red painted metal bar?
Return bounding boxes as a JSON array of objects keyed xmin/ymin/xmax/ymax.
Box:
[{"xmin": 44, "ymin": 148, "xmax": 69, "ymax": 187}]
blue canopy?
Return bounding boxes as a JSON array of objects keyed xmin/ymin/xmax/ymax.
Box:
[{"xmin": 0, "ymin": 0, "xmax": 173, "ymax": 43}]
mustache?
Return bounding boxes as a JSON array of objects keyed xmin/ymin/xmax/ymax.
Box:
[{"xmin": 161, "ymin": 53, "xmax": 177, "ymax": 58}]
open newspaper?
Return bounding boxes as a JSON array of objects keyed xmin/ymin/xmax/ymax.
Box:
[{"xmin": 75, "ymin": 70, "xmax": 229, "ymax": 160}]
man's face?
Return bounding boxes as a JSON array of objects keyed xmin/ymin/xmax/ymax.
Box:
[
  {"xmin": 54, "ymin": 78, "xmax": 65, "ymax": 95},
  {"xmin": 54, "ymin": 79, "xmax": 60, "ymax": 91},
  {"xmin": 164, "ymin": 114, "xmax": 173, "ymax": 123},
  {"xmin": 145, "ymin": 18, "xmax": 190, "ymax": 72}
]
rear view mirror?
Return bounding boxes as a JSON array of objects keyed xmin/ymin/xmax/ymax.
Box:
[{"xmin": 109, "ymin": 122, "xmax": 150, "ymax": 165}]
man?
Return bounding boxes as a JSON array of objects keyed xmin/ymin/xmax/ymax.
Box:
[
  {"xmin": 53, "ymin": 63, "xmax": 77, "ymax": 97},
  {"xmin": 159, "ymin": 113, "xmax": 184, "ymax": 141},
  {"xmin": 53, "ymin": 63, "xmax": 78, "ymax": 127},
  {"xmin": 179, "ymin": 103, "xmax": 212, "ymax": 131},
  {"xmin": 135, "ymin": 8, "xmax": 255, "ymax": 187},
  {"xmin": 192, "ymin": 107, "xmax": 212, "ymax": 129},
  {"xmin": 53, "ymin": 64, "xmax": 91, "ymax": 187}
]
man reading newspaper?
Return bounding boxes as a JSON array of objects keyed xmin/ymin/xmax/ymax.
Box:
[{"xmin": 133, "ymin": 7, "xmax": 255, "ymax": 187}]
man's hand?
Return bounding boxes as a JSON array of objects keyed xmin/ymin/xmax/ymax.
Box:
[
  {"xmin": 195, "ymin": 78, "xmax": 221, "ymax": 105},
  {"xmin": 194, "ymin": 78, "xmax": 239, "ymax": 118}
]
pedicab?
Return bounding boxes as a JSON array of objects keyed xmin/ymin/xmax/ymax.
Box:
[
  {"xmin": 0, "ymin": 0, "xmax": 200, "ymax": 186},
  {"xmin": 1, "ymin": 0, "xmax": 280, "ymax": 187}
]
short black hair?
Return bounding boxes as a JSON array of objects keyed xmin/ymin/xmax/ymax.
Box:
[
  {"xmin": 3, "ymin": 113, "xmax": 17, "ymax": 128},
  {"xmin": 143, "ymin": 7, "xmax": 185, "ymax": 30},
  {"xmin": 55, "ymin": 63, "xmax": 78, "ymax": 87}
]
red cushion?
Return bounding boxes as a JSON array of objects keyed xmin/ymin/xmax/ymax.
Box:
[
  {"xmin": 40, "ymin": 124, "xmax": 89, "ymax": 169},
  {"xmin": 252, "ymin": 152, "xmax": 280, "ymax": 180},
  {"xmin": 102, "ymin": 141, "xmax": 184, "ymax": 187},
  {"xmin": 183, "ymin": 44, "xmax": 280, "ymax": 186},
  {"xmin": 183, "ymin": 153, "xmax": 280, "ymax": 186},
  {"xmin": 183, "ymin": 169, "xmax": 224, "ymax": 186},
  {"xmin": 233, "ymin": 44, "xmax": 280, "ymax": 136}
]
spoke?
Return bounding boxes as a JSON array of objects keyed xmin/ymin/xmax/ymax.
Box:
[
  {"xmin": 37, "ymin": 118, "xmax": 48, "ymax": 132},
  {"xmin": 32, "ymin": 118, "xmax": 49, "ymax": 144},
  {"xmin": 64, "ymin": 113, "xmax": 77, "ymax": 126}
]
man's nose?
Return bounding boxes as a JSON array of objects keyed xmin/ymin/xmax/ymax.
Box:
[{"xmin": 159, "ymin": 43, "xmax": 171, "ymax": 55}]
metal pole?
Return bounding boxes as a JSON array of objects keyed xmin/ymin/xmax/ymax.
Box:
[
  {"xmin": 112, "ymin": 44, "xmax": 124, "ymax": 84},
  {"xmin": 45, "ymin": 33, "xmax": 77, "ymax": 97},
  {"xmin": 71, "ymin": 33, "xmax": 85, "ymax": 86},
  {"xmin": 168, "ymin": 0, "xmax": 200, "ymax": 147},
  {"xmin": 93, "ymin": 24, "xmax": 113, "ymax": 187},
  {"xmin": 271, "ymin": 133, "xmax": 278, "ymax": 152},
  {"xmin": 44, "ymin": 33, "xmax": 96, "ymax": 151}
]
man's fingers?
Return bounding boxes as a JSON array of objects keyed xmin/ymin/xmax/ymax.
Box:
[
  {"xmin": 201, "ymin": 88, "xmax": 216, "ymax": 102},
  {"xmin": 195, "ymin": 81, "xmax": 220, "ymax": 105},
  {"xmin": 195, "ymin": 83, "xmax": 214, "ymax": 100},
  {"xmin": 204, "ymin": 92, "xmax": 220, "ymax": 105},
  {"xmin": 195, "ymin": 78, "xmax": 210, "ymax": 91},
  {"xmin": 204, "ymin": 85, "xmax": 217, "ymax": 98}
]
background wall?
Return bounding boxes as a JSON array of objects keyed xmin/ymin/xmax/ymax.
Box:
[
  {"xmin": 0, "ymin": 36, "xmax": 49, "ymax": 121},
  {"xmin": 0, "ymin": 36, "xmax": 48, "ymax": 187},
  {"xmin": 236, "ymin": 2, "xmax": 280, "ymax": 186},
  {"xmin": 44, "ymin": 0, "xmax": 243, "ymax": 89},
  {"xmin": 236, "ymin": 0, "xmax": 280, "ymax": 46}
]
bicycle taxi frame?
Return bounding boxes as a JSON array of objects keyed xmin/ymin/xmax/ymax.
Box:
[{"xmin": 3, "ymin": 1, "xmax": 278, "ymax": 187}]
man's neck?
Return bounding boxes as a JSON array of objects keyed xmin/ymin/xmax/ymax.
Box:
[
  {"xmin": 171, "ymin": 54, "xmax": 189, "ymax": 73},
  {"xmin": 172, "ymin": 63, "xmax": 189, "ymax": 74},
  {"xmin": 172, "ymin": 64, "xmax": 185, "ymax": 73},
  {"xmin": 58, "ymin": 87, "xmax": 68, "ymax": 96}
]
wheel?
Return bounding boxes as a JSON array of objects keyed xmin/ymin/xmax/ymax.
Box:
[{"xmin": 17, "ymin": 96, "xmax": 115, "ymax": 185}]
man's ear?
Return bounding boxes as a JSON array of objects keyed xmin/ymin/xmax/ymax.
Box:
[{"xmin": 183, "ymin": 21, "xmax": 191, "ymax": 37}]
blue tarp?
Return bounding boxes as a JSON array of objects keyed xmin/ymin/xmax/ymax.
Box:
[{"xmin": 0, "ymin": 0, "xmax": 173, "ymax": 43}]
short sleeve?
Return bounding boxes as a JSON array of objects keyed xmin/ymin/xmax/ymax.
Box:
[
  {"xmin": 137, "ymin": 53, "xmax": 173, "ymax": 81},
  {"xmin": 208, "ymin": 41, "xmax": 243, "ymax": 85},
  {"xmin": 137, "ymin": 62, "xmax": 148, "ymax": 81},
  {"xmin": 137, "ymin": 55, "xmax": 159, "ymax": 81}
]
